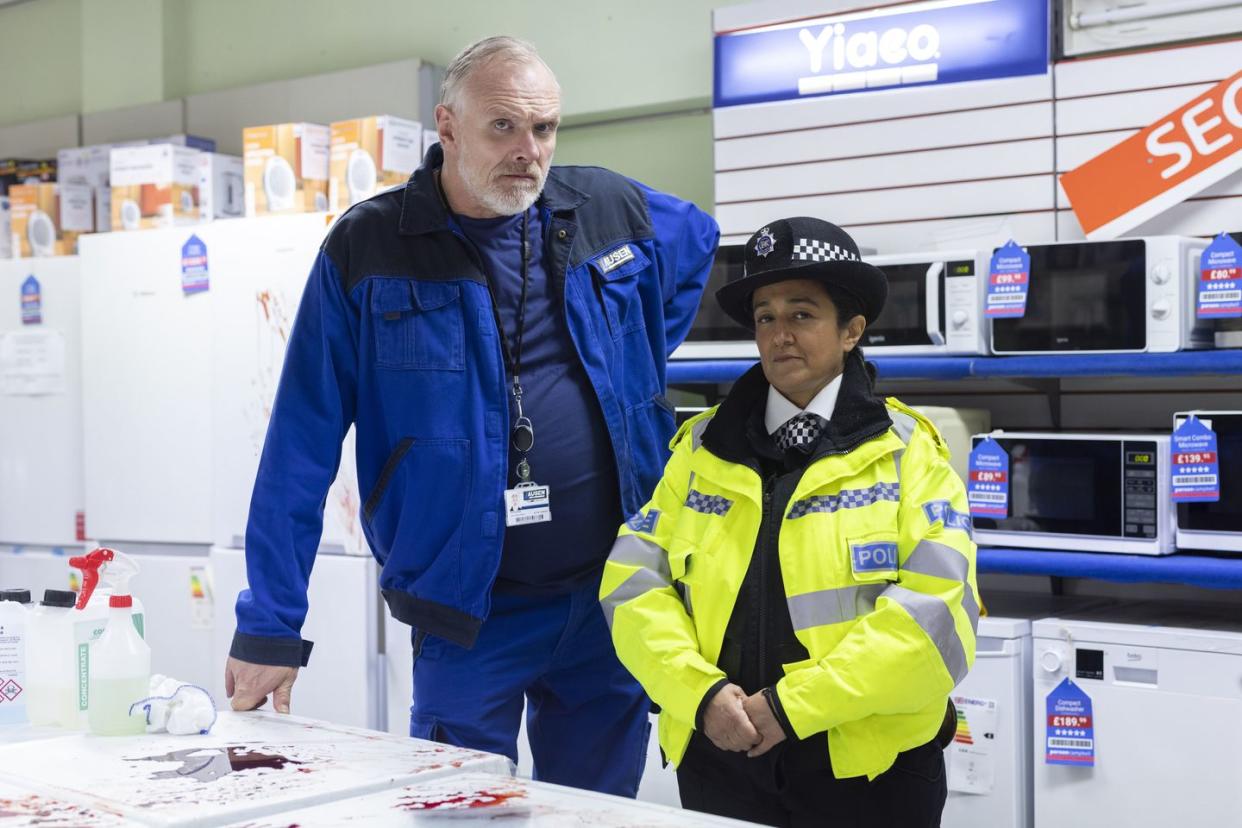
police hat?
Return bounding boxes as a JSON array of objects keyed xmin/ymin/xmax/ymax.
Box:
[{"xmin": 715, "ymin": 217, "xmax": 888, "ymax": 330}]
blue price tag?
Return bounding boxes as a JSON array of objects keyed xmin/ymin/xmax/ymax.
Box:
[
  {"xmin": 19, "ymin": 275, "xmax": 41, "ymax": 325},
  {"xmin": 180, "ymin": 234, "xmax": 210, "ymax": 296},
  {"xmin": 1197, "ymin": 232, "xmax": 1242, "ymax": 319},
  {"xmin": 1045, "ymin": 677, "xmax": 1095, "ymax": 766},
  {"xmin": 968, "ymin": 437, "xmax": 1009, "ymax": 517},
  {"xmin": 986, "ymin": 240, "xmax": 1030, "ymax": 319},
  {"xmin": 1171, "ymin": 415, "xmax": 1220, "ymax": 502}
]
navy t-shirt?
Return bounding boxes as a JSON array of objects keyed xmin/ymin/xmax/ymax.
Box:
[{"xmin": 456, "ymin": 207, "xmax": 622, "ymax": 594}]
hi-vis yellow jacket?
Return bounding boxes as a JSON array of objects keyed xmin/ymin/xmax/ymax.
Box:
[{"xmin": 600, "ymin": 394, "xmax": 978, "ymax": 780}]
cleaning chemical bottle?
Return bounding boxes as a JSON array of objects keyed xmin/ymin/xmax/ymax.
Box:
[
  {"xmin": 82, "ymin": 549, "xmax": 150, "ymax": 736},
  {"xmin": 26, "ymin": 589, "xmax": 79, "ymax": 727},
  {"xmin": 69, "ymin": 549, "xmax": 145, "ymax": 728},
  {"xmin": 0, "ymin": 589, "xmax": 32, "ymax": 725}
]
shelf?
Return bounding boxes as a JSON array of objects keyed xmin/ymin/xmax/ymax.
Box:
[
  {"xmin": 978, "ymin": 547, "xmax": 1242, "ymax": 591},
  {"xmin": 667, "ymin": 350, "xmax": 1242, "ymax": 384}
]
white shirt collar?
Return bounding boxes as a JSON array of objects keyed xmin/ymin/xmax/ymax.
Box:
[{"xmin": 765, "ymin": 373, "xmax": 843, "ymax": 435}]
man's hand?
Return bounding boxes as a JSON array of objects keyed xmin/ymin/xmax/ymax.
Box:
[
  {"xmin": 703, "ymin": 683, "xmax": 761, "ymax": 752},
  {"xmin": 742, "ymin": 690, "xmax": 788, "ymax": 758},
  {"xmin": 225, "ymin": 657, "xmax": 299, "ymax": 714}
]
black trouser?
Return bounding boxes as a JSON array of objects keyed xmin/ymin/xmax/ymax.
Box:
[{"xmin": 676, "ymin": 732, "xmax": 947, "ymax": 828}]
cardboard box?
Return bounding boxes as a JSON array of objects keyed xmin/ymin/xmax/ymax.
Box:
[
  {"xmin": 329, "ymin": 115, "xmax": 422, "ymax": 210},
  {"xmin": 243, "ymin": 122, "xmax": 330, "ymax": 216},
  {"xmin": 9, "ymin": 184, "xmax": 76, "ymax": 257},
  {"xmin": 15, "ymin": 159, "xmax": 56, "ymax": 184},
  {"xmin": 0, "ymin": 196, "xmax": 11, "ymax": 259},
  {"xmin": 153, "ymin": 134, "xmax": 216, "ymax": 152},
  {"xmin": 199, "ymin": 153, "xmax": 245, "ymax": 220},
  {"xmin": 58, "ymin": 145, "xmax": 111, "ymax": 232},
  {"xmin": 109, "ymin": 144, "xmax": 203, "ymax": 231}
]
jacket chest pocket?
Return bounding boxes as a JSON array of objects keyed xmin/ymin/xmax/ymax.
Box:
[
  {"xmin": 371, "ymin": 279, "xmax": 464, "ymax": 370},
  {"xmin": 588, "ymin": 244, "xmax": 651, "ymax": 340}
]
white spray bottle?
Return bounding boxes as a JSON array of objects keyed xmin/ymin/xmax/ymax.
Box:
[{"xmin": 85, "ymin": 548, "xmax": 150, "ymax": 736}]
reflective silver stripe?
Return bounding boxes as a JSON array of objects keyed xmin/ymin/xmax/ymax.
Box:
[
  {"xmin": 601, "ymin": 567, "xmax": 673, "ymax": 630},
  {"xmin": 787, "ymin": 584, "xmax": 886, "ymax": 630},
  {"xmin": 690, "ymin": 416, "xmax": 713, "ymax": 451},
  {"xmin": 890, "ymin": 410, "xmax": 918, "ymax": 445},
  {"xmin": 881, "ymin": 585, "xmax": 969, "ymax": 684},
  {"xmin": 608, "ymin": 534, "xmax": 671, "ymax": 580},
  {"xmin": 892, "ymin": 448, "xmax": 905, "ymax": 495},
  {"xmin": 678, "ymin": 582, "xmax": 694, "ymax": 617},
  {"xmin": 904, "ymin": 539, "xmax": 981, "ymax": 633}
]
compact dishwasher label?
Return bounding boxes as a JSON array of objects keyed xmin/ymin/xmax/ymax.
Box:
[
  {"xmin": 180, "ymin": 234, "xmax": 209, "ymax": 295},
  {"xmin": 985, "ymin": 240, "xmax": 1029, "ymax": 318},
  {"xmin": 1171, "ymin": 415, "xmax": 1220, "ymax": 502},
  {"xmin": 1197, "ymin": 232, "xmax": 1242, "ymax": 318},
  {"xmin": 967, "ymin": 437, "xmax": 1009, "ymax": 517},
  {"xmin": 1045, "ymin": 678, "xmax": 1094, "ymax": 766}
]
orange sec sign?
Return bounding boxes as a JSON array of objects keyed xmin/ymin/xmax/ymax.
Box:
[{"xmin": 1060, "ymin": 69, "xmax": 1242, "ymax": 240}]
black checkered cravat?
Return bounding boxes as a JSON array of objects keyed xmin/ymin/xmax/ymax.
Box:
[{"xmin": 775, "ymin": 412, "xmax": 827, "ymax": 453}]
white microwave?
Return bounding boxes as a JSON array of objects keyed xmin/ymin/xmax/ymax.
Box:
[
  {"xmin": 989, "ymin": 236, "xmax": 1212, "ymax": 355},
  {"xmin": 1174, "ymin": 410, "xmax": 1242, "ymax": 555},
  {"xmin": 860, "ymin": 249, "xmax": 989, "ymax": 355},
  {"xmin": 971, "ymin": 432, "xmax": 1174, "ymax": 556},
  {"xmin": 671, "ymin": 245, "xmax": 988, "ymax": 359}
]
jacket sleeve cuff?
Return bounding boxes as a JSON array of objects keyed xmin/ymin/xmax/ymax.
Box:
[
  {"xmin": 230, "ymin": 632, "xmax": 314, "ymax": 667},
  {"xmin": 694, "ymin": 678, "xmax": 731, "ymax": 732},
  {"xmin": 764, "ymin": 685, "xmax": 797, "ymax": 740}
]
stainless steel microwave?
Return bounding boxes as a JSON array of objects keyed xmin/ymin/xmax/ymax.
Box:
[
  {"xmin": 1174, "ymin": 411, "xmax": 1242, "ymax": 554},
  {"xmin": 989, "ymin": 236, "xmax": 1212, "ymax": 355},
  {"xmin": 670, "ymin": 244, "xmax": 987, "ymax": 359},
  {"xmin": 971, "ymin": 432, "xmax": 1174, "ymax": 556}
]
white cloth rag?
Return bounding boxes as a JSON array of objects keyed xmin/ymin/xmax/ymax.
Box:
[{"xmin": 132, "ymin": 674, "xmax": 218, "ymax": 735}]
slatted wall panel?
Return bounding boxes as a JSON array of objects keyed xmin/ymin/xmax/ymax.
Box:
[
  {"xmin": 1053, "ymin": 37, "xmax": 1242, "ymax": 240},
  {"xmin": 713, "ymin": 3, "xmax": 1241, "ymax": 252}
]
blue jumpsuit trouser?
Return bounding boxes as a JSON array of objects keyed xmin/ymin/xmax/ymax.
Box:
[{"xmin": 409, "ymin": 578, "xmax": 651, "ymax": 797}]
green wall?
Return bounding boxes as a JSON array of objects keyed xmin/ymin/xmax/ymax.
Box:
[{"xmin": 0, "ymin": 0, "xmax": 719, "ymax": 210}]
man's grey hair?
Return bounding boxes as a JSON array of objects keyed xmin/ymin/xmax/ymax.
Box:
[{"xmin": 440, "ymin": 36, "xmax": 555, "ymax": 111}]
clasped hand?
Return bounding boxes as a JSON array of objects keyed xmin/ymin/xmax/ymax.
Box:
[{"xmin": 702, "ymin": 682, "xmax": 788, "ymax": 758}]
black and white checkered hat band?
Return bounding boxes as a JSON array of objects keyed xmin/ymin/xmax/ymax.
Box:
[{"xmin": 792, "ymin": 238, "xmax": 858, "ymax": 263}]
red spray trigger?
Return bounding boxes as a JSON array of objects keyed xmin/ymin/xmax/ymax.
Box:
[{"xmin": 68, "ymin": 547, "xmax": 116, "ymax": 610}]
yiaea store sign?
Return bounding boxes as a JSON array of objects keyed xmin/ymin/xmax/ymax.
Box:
[{"xmin": 1061, "ymin": 69, "xmax": 1242, "ymax": 240}]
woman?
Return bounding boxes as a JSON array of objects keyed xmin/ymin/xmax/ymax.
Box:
[{"xmin": 600, "ymin": 217, "xmax": 978, "ymax": 827}]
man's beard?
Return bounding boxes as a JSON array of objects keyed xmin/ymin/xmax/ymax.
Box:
[{"xmin": 456, "ymin": 142, "xmax": 547, "ymax": 216}]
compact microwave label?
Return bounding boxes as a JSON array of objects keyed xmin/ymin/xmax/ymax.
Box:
[
  {"xmin": 1045, "ymin": 677, "xmax": 1095, "ymax": 766},
  {"xmin": 968, "ymin": 438, "xmax": 1009, "ymax": 517},
  {"xmin": 19, "ymin": 275, "xmax": 41, "ymax": 325},
  {"xmin": 985, "ymin": 241, "xmax": 1029, "ymax": 318},
  {"xmin": 1197, "ymin": 232, "xmax": 1242, "ymax": 318},
  {"xmin": 1171, "ymin": 416, "xmax": 1220, "ymax": 502},
  {"xmin": 180, "ymin": 234, "xmax": 209, "ymax": 296},
  {"xmin": 1060, "ymin": 70, "xmax": 1242, "ymax": 240},
  {"xmin": 712, "ymin": 0, "xmax": 1049, "ymax": 108}
]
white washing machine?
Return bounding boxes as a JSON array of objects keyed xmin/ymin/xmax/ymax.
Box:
[
  {"xmin": 1032, "ymin": 602, "xmax": 1242, "ymax": 826},
  {"xmin": 943, "ymin": 592, "xmax": 1116, "ymax": 828}
]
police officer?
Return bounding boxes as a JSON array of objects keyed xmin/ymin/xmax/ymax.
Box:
[
  {"xmin": 225, "ymin": 36, "xmax": 718, "ymax": 797},
  {"xmin": 601, "ymin": 217, "xmax": 977, "ymax": 826}
]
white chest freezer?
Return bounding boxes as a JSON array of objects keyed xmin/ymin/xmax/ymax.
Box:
[
  {"xmin": 0, "ymin": 258, "xmax": 84, "ymax": 548},
  {"xmin": 944, "ymin": 592, "xmax": 1117, "ymax": 828},
  {"xmin": 1032, "ymin": 602, "xmax": 1242, "ymax": 827}
]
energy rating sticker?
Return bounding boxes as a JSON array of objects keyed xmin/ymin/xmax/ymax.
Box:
[
  {"xmin": 1197, "ymin": 233, "xmax": 1242, "ymax": 318},
  {"xmin": 968, "ymin": 437, "xmax": 1009, "ymax": 517},
  {"xmin": 986, "ymin": 240, "xmax": 1030, "ymax": 319},
  {"xmin": 1046, "ymin": 678, "xmax": 1095, "ymax": 766},
  {"xmin": 1171, "ymin": 415, "xmax": 1220, "ymax": 502}
]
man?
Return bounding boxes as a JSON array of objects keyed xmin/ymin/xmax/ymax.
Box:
[
  {"xmin": 224, "ymin": 36, "xmax": 719, "ymax": 798},
  {"xmin": 601, "ymin": 217, "xmax": 975, "ymax": 826}
]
